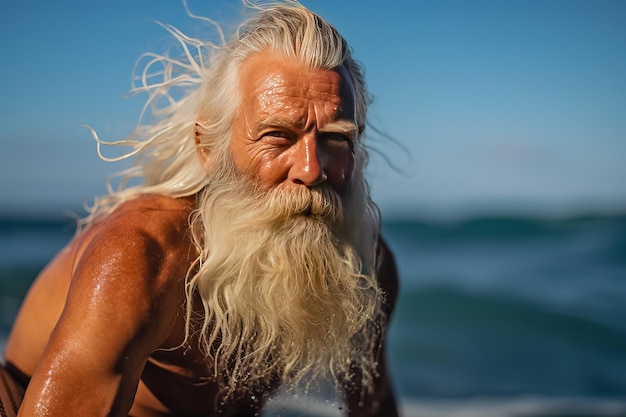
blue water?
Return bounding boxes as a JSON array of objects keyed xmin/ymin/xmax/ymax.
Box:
[{"xmin": 1, "ymin": 213, "xmax": 626, "ymax": 416}]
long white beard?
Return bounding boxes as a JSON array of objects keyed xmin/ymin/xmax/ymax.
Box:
[{"xmin": 184, "ymin": 152, "xmax": 384, "ymax": 396}]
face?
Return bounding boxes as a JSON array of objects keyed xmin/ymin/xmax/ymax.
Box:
[{"xmin": 229, "ymin": 51, "xmax": 357, "ymax": 195}]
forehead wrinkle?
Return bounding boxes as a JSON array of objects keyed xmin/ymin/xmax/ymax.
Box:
[
  {"xmin": 256, "ymin": 70, "xmax": 341, "ymax": 106},
  {"xmin": 255, "ymin": 80, "xmax": 308, "ymax": 120},
  {"xmin": 244, "ymin": 59, "xmax": 355, "ymax": 134}
]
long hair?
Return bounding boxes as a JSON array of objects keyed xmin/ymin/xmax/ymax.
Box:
[
  {"xmin": 81, "ymin": 1, "xmax": 370, "ymax": 228},
  {"xmin": 82, "ymin": 0, "xmax": 382, "ymax": 396}
]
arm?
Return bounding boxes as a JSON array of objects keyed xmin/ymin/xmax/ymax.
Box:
[
  {"xmin": 17, "ymin": 218, "xmax": 188, "ymax": 417},
  {"xmin": 344, "ymin": 238, "xmax": 400, "ymax": 417}
]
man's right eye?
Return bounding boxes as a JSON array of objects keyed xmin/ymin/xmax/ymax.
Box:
[
  {"xmin": 264, "ymin": 131, "xmax": 289, "ymax": 138},
  {"xmin": 260, "ymin": 131, "xmax": 294, "ymax": 142}
]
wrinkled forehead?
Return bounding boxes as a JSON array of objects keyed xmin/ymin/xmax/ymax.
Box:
[{"xmin": 238, "ymin": 51, "xmax": 357, "ymax": 123}]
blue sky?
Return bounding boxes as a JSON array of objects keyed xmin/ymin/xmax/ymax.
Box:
[{"xmin": 1, "ymin": 0, "xmax": 625, "ymax": 218}]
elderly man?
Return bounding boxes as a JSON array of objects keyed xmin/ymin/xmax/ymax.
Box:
[{"xmin": 1, "ymin": 3, "xmax": 399, "ymax": 417}]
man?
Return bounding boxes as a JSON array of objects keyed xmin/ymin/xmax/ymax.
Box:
[{"xmin": 2, "ymin": 3, "xmax": 399, "ymax": 416}]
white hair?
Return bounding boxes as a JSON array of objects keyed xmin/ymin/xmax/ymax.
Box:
[
  {"xmin": 81, "ymin": 1, "xmax": 371, "ymax": 228},
  {"xmin": 82, "ymin": 0, "xmax": 384, "ymax": 398}
]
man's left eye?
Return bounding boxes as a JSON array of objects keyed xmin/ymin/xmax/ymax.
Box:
[
  {"xmin": 320, "ymin": 132, "xmax": 353, "ymax": 151},
  {"xmin": 321, "ymin": 132, "xmax": 351, "ymax": 143}
]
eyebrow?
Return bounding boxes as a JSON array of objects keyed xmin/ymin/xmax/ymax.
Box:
[
  {"xmin": 319, "ymin": 120, "xmax": 359, "ymax": 138},
  {"xmin": 254, "ymin": 117, "xmax": 359, "ymax": 138}
]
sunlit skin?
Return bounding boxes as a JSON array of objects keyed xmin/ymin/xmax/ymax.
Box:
[
  {"xmin": 4, "ymin": 50, "xmax": 398, "ymax": 417},
  {"xmin": 219, "ymin": 51, "xmax": 357, "ymax": 194}
]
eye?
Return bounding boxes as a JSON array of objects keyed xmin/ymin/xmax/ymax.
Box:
[
  {"xmin": 320, "ymin": 132, "xmax": 354, "ymax": 150},
  {"xmin": 259, "ymin": 131, "xmax": 295, "ymax": 142},
  {"xmin": 264, "ymin": 131, "xmax": 289, "ymax": 138}
]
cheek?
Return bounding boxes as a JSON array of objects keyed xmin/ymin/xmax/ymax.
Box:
[
  {"xmin": 231, "ymin": 142, "xmax": 289, "ymax": 187},
  {"xmin": 252, "ymin": 158, "xmax": 288, "ymax": 188},
  {"xmin": 326, "ymin": 151, "xmax": 355, "ymax": 194}
]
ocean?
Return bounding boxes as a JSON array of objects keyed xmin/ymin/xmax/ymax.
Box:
[{"xmin": 1, "ymin": 213, "xmax": 625, "ymax": 416}]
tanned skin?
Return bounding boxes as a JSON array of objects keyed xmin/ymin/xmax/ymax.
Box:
[{"xmin": 5, "ymin": 51, "xmax": 399, "ymax": 417}]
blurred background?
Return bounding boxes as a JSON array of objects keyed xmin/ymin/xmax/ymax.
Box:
[{"xmin": 1, "ymin": 1, "xmax": 625, "ymax": 416}]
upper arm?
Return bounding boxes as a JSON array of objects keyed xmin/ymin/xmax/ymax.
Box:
[
  {"xmin": 344, "ymin": 237, "xmax": 400, "ymax": 417},
  {"xmin": 376, "ymin": 237, "xmax": 399, "ymax": 318},
  {"xmin": 18, "ymin": 220, "xmax": 188, "ymax": 417}
]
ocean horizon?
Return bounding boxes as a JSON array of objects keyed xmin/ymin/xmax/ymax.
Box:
[{"xmin": 1, "ymin": 210, "xmax": 626, "ymax": 416}]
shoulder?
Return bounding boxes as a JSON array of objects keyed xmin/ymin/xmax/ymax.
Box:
[
  {"xmin": 9, "ymin": 196, "xmax": 199, "ymax": 416},
  {"xmin": 77, "ymin": 195, "xmax": 195, "ymax": 271},
  {"xmin": 375, "ymin": 237, "xmax": 399, "ymax": 315},
  {"xmin": 87, "ymin": 194, "xmax": 194, "ymax": 241},
  {"xmin": 68, "ymin": 195, "xmax": 197, "ymax": 329}
]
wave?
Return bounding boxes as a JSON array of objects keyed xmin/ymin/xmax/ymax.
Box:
[
  {"xmin": 389, "ymin": 286, "xmax": 626, "ymax": 399},
  {"xmin": 394, "ymin": 286, "xmax": 626, "ymax": 342},
  {"xmin": 383, "ymin": 213, "xmax": 626, "ymax": 244},
  {"xmin": 2, "ymin": 212, "xmax": 625, "ymax": 403},
  {"xmin": 261, "ymin": 395, "xmax": 626, "ymax": 417}
]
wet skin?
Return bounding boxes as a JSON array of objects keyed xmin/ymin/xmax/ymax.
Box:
[
  {"xmin": 5, "ymin": 51, "xmax": 399, "ymax": 417},
  {"xmin": 227, "ymin": 51, "xmax": 357, "ymax": 194}
]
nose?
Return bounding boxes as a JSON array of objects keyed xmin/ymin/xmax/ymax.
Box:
[{"xmin": 288, "ymin": 135, "xmax": 326, "ymax": 187}]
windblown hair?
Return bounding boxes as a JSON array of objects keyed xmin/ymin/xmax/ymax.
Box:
[
  {"xmin": 81, "ymin": 1, "xmax": 370, "ymax": 226},
  {"xmin": 82, "ymin": 0, "xmax": 383, "ymax": 397}
]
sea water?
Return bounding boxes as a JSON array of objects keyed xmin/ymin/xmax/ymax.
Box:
[{"xmin": 1, "ymin": 213, "xmax": 625, "ymax": 416}]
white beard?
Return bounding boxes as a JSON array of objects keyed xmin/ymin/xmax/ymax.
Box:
[{"xmin": 184, "ymin": 151, "xmax": 384, "ymax": 395}]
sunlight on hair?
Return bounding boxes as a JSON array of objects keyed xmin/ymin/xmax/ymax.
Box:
[{"xmin": 79, "ymin": 0, "xmax": 386, "ymax": 399}]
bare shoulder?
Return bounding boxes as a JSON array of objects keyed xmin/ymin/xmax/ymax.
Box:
[
  {"xmin": 376, "ymin": 237, "xmax": 399, "ymax": 315},
  {"xmin": 5, "ymin": 195, "xmax": 197, "ymax": 371},
  {"xmin": 59, "ymin": 194, "xmax": 197, "ymax": 354},
  {"xmin": 72, "ymin": 193, "xmax": 195, "ymax": 311},
  {"xmin": 6, "ymin": 195, "xmax": 198, "ymax": 416},
  {"xmin": 75, "ymin": 194, "xmax": 195, "ymax": 279},
  {"xmin": 83, "ymin": 194, "xmax": 194, "ymax": 246},
  {"xmin": 65, "ymin": 194, "xmax": 197, "ymax": 343}
]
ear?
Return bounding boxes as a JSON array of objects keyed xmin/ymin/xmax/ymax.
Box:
[{"xmin": 195, "ymin": 119, "xmax": 214, "ymax": 175}]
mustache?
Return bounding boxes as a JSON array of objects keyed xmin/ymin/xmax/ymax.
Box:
[
  {"xmin": 210, "ymin": 152, "xmax": 345, "ymax": 224},
  {"xmin": 265, "ymin": 185, "xmax": 343, "ymax": 224}
]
